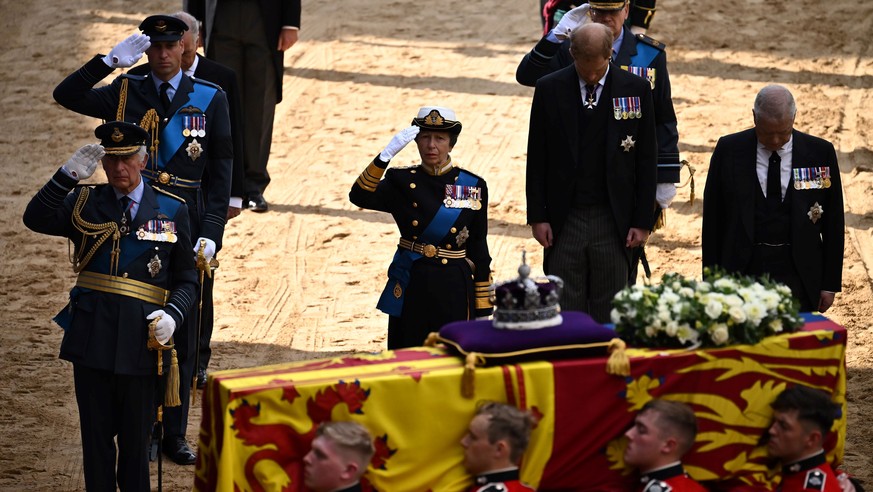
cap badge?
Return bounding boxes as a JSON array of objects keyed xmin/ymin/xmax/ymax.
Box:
[
  {"xmin": 424, "ymin": 110, "xmax": 444, "ymax": 126},
  {"xmin": 155, "ymin": 20, "xmax": 167, "ymax": 32},
  {"xmin": 111, "ymin": 128, "xmax": 124, "ymax": 143}
]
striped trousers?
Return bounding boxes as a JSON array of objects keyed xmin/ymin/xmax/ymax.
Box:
[{"xmin": 546, "ymin": 205, "xmax": 629, "ymax": 323}]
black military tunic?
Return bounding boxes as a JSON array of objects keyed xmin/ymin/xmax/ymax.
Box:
[
  {"xmin": 350, "ymin": 156, "xmax": 493, "ymax": 349},
  {"xmin": 23, "ymin": 169, "xmax": 197, "ymax": 491},
  {"xmin": 53, "ymin": 55, "xmax": 233, "ymax": 251}
]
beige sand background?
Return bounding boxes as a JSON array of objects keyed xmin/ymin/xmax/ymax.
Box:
[{"xmin": 1, "ymin": 0, "xmax": 872, "ymax": 489}]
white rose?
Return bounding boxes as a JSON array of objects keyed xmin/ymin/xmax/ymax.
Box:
[
  {"xmin": 697, "ymin": 281, "xmax": 712, "ymax": 293},
  {"xmin": 728, "ymin": 306, "xmax": 747, "ymax": 323},
  {"xmin": 658, "ymin": 308, "xmax": 672, "ymax": 322},
  {"xmin": 724, "ymin": 294, "xmax": 744, "ymax": 308},
  {"xmin": 714, "ymin": 278, "xmax": 734, "ymax": 290},
  {"xmin": 744, "ymin": 301, "xmax": 766, "ymax": 326},
  {"xmin": 705, "ymin": 299, "xmax": 723, "ymax": 319},
  {"xmin": 665, "ymin": 321, "xmax": 679, "ymax": 337},
  {"xmin": 610, "ymin": 308, "xmax": 621, "ymax": 324},
  {"xmin": 679, "ymin": 287, "xmax": 695, "ymax": 298},
  {"xmin": 769, "ymin": 318, "xmax": 784, "ymax": 333},
  {"xmin": 630, "ymin": 290, "xmax": 643, "ymax": 301},
  {"xmin": 710, "ymin": 324, "xmax": 730, "ymax": 345},
  {"xmin": 645, "ymin": 325, "xmax": 657, "ymax": 337}
]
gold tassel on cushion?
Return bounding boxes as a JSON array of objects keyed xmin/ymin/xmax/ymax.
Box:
[
  {"xmin": 423, "ymin": 332, "xmax": 440, "ymax": 347},
  {"xmin": 462, "ymin": 352, "xmax": 482, "ymax": 399},
  {"xmin": 606, "ymin": 338, "xmax": 631, "ymax": 376},
  {"xmin": 165, "ymin": 348, "xmax": 181, "ymax": 407},
  {"xmin": 653, "ymin": 209, "xmax": 666, "ymax": 232}
]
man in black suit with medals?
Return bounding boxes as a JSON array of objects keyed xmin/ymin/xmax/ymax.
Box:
[
  {"xmin": 519, "ymin": 0, "xmax": 680, "ymax": 284},
  {"xmin": 526, "ymin": 22, "xmax": 656, "ymax": 323},
  {"xmin": 129, "ymin": 10, "xmax": 244, "ymax": 390},
  {"xmin": 23, "ymin": 122, "xmax": 198, "ymax": 491},
  {"xmin": 53, "ymin": 14, "xmax": 233, "ymax": 464},
  {"xmin": 703, "ymin": 85, "xmax": 845, "ymax": 313}
]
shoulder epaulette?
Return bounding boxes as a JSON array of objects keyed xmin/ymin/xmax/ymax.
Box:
[
  {"xmin": 151, "ymin": 185, "xmax": 186, "ymax": 203},
  {"xmin": 635, "ymin": 33, "xmax": 666, "ymax": 51},
  {"xmin": 120, "ymin": 72, "xmax": 147, "ymax": 81},
  {"xmin": 191, "ymin": 77, "xmax": 223, "ymax": 91}
]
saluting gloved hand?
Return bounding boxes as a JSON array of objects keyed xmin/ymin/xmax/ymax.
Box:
[
  {"xmin": 102, "ymin": 33, "xmax": 151, "ymax": 68},
  {"xmin": 62, "ymin": 144, "xmax": 105, "ymax": 180},
  {"xmin": 146, "ymin": 310, "xmax": 176, "ymax": 345},
  {"xmin": 655, "ymin": 183, "xmax": 677, "ymax": 209},
  {"xmin": 379, "ymin": 125, "xmax": 420, "ymax": 162},
  {"xmin": 553, "ymin": 4, "xmax": 591, "ymax": 40},
  {"xmin": 193, "ymin": 237, "xmax": 217, "ymax": 263}
]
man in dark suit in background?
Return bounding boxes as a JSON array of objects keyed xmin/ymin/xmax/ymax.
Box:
[
  {"xmin": 526, "ymin": 22, "xmax": 656, "ymax": 323},
  {"xmin": 185, "ymin": 0, "xmax": 302, "ymax": 212},
  {"xmin": 703, "ymin": 85, "xmax": 845, "ymax": 313},
  {"xmin": 129, "ymin": 10, "xmax": 243, "ymax": 390}
]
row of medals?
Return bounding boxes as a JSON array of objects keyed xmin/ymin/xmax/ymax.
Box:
[
  {"xmin": 613, "ymin": 97, "xmax": 642, "ymax": 120},
  {"xmin": 794, "ymin": 167, "xmax": 831, "ymax": 190},
  {"xmin": 444, "ymin": 184, "xmax": 482, "ymax": 210},
  {"xmin": 182, "ymin": 115, "xmax": 206, "ymax": 138}
]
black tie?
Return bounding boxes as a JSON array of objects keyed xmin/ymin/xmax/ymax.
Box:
[
  {"xmin": 159, "ymin": 82, "xmax": 171, "ymax": 112},
  {"xmin": 584, "ymin": 84, "xmax": 597, "ymax": 109},
  {"xmin": 120, "ymin": 196, "xmax": 133, "ymax": 235},
  {"xmin": 767, "ymin": 151, "xmax": 782, "ymax": 205}
]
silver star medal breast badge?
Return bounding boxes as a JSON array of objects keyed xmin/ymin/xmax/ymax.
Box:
[
  {"xmin": 808, "ymin": 202, "xmax": 823, "ymax": 223},
  {"xmin": 620, "ymin": 135, "xmax": 636, "ymax": 152},
  {"xmin": 186, "ymin": 139, "xmax": 203, "ymax": 161}
]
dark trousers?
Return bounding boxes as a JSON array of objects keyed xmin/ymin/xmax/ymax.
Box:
[
  {"xmin": 546, "ymin": 205, "xmax": 629, "ymax": 323},
  {"xmin": 73, "ymin": 364, "xmax": 154, "ymax": 492},
  {"xmin": 209, "ymin": 0, "xmax": 278, "ymax": 196},
  {"xmin": 748, "ymin": 244, "xmax": 814, "ymax": 311}
]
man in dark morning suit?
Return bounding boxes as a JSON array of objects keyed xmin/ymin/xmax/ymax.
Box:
[
  {"xmin": 185, "ymin": 0, "xmax": 302, "ymax": 212},
  {"xmin": 702, "ymin": 85, "xmax": 844, "ymax": 313},
  {"xmin": 526, "ymin": 22, "xmax": 656, "ymax": 323},
  {"xmin": 129, "ymin": 10, "xmax": 243, "ymax": 391},
  {"xmin": 519, "ymin": 0, "xmax": 679, "ymax": 285},
  {"xmin": 53, "ymin": 15, "xmax": 233, "ymax": 465},
  {"xmin": 22, "ymin": 122, "xmax": 198, "ymax": 491}
]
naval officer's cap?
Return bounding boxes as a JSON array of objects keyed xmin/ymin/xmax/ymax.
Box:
[
  {"xmin": 95, "ymin": 121, "xmax": 149, "ymax": 156},
  {"xmin": 139, "ymin": 15, "xmax": 188, "ymax": 42},
  {"xmin": 411, "ymin": 106, "xmax": 462, "ymax": 136},
  {"xmin": 588, "ymin": 0, "xmax": 628, "ymax": 11}
]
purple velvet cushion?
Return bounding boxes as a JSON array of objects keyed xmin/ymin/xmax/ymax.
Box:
[{"xmin": 437, "ymin": 311, "xmax": 617, "ymax": 363}]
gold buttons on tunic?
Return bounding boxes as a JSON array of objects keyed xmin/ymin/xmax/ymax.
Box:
[
  {"xmin": 445, "ymin": 244, "xmax": 452, "ymax": 249},
  {"xmin": 412, "ymin": 220, "xmax": 419, "ymax": 226},
  {"xmin": 441, "ymin": 259, "xmax": 448, "ymax": 265},
  {"xmin": 450, "ymin": 227, "xmax": 457, "ymax": 233},
  {"xmin": 413, "ymin": 202, "xmax": 418, "ymax": 208},
  {"xmin": 123, "ymin": 273, "xmax": 129, "ymax": 278},
  {"xmin": 410, "ymin": 183, "xmax": 416, "ymax": 189},
  {"xmin": 412, "ymin": 236, "xmax": 418, "ymax": 240},
  {"xmin": 411, "ymin": 170, "xmax": 416, "ymax": 174}
]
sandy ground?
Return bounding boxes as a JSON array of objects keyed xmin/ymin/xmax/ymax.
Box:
[{"xmin": 1, "ymin": 0, "xmax": 872, "ymax": 489}]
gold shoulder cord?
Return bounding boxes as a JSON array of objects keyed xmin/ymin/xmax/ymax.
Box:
[
  {"xmin": 140, "ymin": 109, "xmax": 160, "ymax": 171},
  {"xmin": 69, "ymin": 188, "xmax": 122, "ymax": 275},
  {"xmin": 116, "ymin": 78, "xmax": 128, "ymax": 121}
]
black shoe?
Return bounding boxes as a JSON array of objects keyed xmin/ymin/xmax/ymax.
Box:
[
  {"xmin": 246, "ymin": 193, "xmax": 268, "ymax": 212},
  {"xmin": 163, "ymin": 436, "xmax": 196, "ymax": 465},
  {"xmin": 196, "ymin": 369, "xmax": 207, "ymax": 389}
]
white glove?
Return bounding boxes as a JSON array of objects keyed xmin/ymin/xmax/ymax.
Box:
[
  {"xmin": 554, "ymin": 4, "xmax": 592, "ymax": 40},
  {"xmin": 62, "ymin": 144, "xmax": 105, "ymax": 180},
  {"xmin": 655, "ymin": 183, "xmax": 677, "ymax": 209},
  {"xmin": 146, "ymin": 310, "xmax": 176, "ymax": 345},
  {"xmin": 379, "ymin": 125, "xmax": 420, "ymax": 162},
  {"xmin": 193, "ymin": 237, "xmax": 217, "ymax": 262},
  {"xmin": 102, "ymin": 33, "xmax": 151, "ymax": 68}
]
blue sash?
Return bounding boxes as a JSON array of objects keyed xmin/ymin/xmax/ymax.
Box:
[
  {"xmin": 157, "ymin": 83, "xmax": 217, "ymax": 168},
  {"xmin": 629, "ymin": 42, "xmax": 659, "ymax": 70},
  {"xmin": 376, "ymin": 170, "xmax": 478, "ymax": 317}
]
